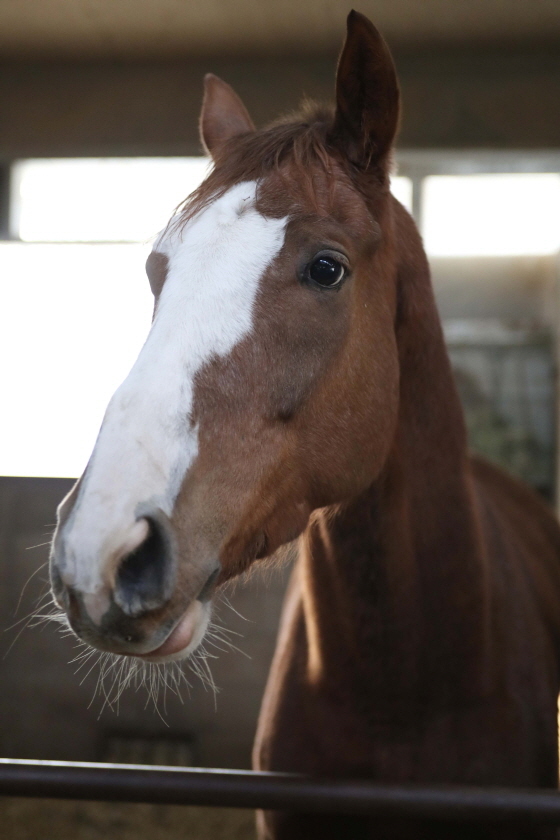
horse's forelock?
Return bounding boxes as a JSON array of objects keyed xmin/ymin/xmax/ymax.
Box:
[{"xmin": 170, "ymin": 102, "xmax": 374, "ymax": 233}]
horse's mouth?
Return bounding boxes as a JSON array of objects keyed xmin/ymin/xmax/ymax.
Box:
[
  {"xmin": 134, "ymin": 598, "xmax": 211, "ymax": 663},
  {"xmin": 59, "ymin": 575, "xmax": 215, "ymax": 663}
]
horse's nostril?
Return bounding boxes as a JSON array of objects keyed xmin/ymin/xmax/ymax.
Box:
[{"xmin": 114, "ymin": 516, "xmax": 175, "ymax": 617}]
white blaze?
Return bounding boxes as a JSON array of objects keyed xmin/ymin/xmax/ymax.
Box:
[{"xmin": 59, "ymin": 181, "xmax": 287, "ymax": 594}]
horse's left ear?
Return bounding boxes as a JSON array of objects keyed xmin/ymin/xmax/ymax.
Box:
[
  {"xmin": 200, "ymin": 74, "xmax": 255, "ymax": 158},
  {"xmin": 329, "ymin": 11, "xmax": 400, "ymax": 168}
]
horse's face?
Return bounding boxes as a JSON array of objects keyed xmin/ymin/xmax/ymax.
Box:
[{"xmin": 50, "ymin": 11, "xmax": 400, "ymax": 662}]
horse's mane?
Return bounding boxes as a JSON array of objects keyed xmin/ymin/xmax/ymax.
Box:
[{"xmin": 173, "ymin": 102, "xmax": 343, "ymax": 229}]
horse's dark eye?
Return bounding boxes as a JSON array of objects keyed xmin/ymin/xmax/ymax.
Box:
[{"xmin": 307, "ymin": 256, "xmax": 346, "ymax": 288}]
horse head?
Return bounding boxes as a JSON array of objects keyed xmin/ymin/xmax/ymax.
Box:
[{"xmin": 50, "ymin": 12, "xmax": 404, "ymax": 664}]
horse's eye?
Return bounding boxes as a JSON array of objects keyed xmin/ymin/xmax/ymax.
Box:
[{"xmin": 306, "ymin": 255, "xmax": 346, "ymax": 289}]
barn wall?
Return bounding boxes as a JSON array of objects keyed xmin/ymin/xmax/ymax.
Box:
[{"xmin": 0, "ymin": 44, "xmax": 559, "ymax": 158}]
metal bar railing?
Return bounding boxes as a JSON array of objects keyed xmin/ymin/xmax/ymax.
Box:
[{"xmin": 2, "ymin": 759, "xmax": 560, "ymax": 824}]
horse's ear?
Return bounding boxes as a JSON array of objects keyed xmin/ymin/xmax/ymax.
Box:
[
  {"xmin": 200, "ymin": 74, "xmax": 255, "ymax": 158},
  {"xmin": 329, "ymin": 11, "xmax": 400, "ymax": 168}
]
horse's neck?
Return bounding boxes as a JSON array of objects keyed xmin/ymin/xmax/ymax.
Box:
[{"xmin": 300, "ymin": 203, "xmax": 492, "ymax": 716}]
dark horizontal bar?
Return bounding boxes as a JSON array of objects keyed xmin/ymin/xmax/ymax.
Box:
[{"xmin": 2, "ymin": 759, "xmax": 560, "ymax": 823}]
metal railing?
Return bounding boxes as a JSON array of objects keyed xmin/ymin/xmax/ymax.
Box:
[{"xmin": 2, "ymin": 759, "xmax": 560, "ymax": 825}]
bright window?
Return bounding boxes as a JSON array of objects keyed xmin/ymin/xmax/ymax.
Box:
[
  {"xmin": 3, "ymin": 160, "xmax": 559, "ymax": 478},
  {"xmin": 2, "ymin": 157, "xmax": 210, "ymax": 478},
  {"xmin": 422, "ymin": 173, "xmax": 560, "ymax": 256},
  {"xmin": 13, "ymin": 157, "xmax": 211, "ymax": 242},
  {"xmin": 0, "ymin": 243, "xmax": 153, "ymax": 477},
  {"xmin": 389, "ymin": 175, "xmax": 413, "ymax": 212},
  {"xmin": 15, "ymin": 158, "xmax": 409, "ymax": 240}
]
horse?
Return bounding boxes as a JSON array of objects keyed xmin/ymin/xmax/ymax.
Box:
[{"xmin": 49, "ymin": 10, "xmax": 560, "ymax": 839}]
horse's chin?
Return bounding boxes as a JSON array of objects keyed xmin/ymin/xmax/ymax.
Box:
[{"xmin": 134, "ymin": 599, "xmax": 212, "ymax": 664}]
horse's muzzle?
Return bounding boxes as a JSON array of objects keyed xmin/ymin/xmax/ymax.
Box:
[{"xmin": 50, "ymin": 566, "xmax": 216, "ymax": 661}]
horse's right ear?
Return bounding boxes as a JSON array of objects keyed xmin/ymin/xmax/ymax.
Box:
[
  {"xmin": 200, "ymin": 74, "xmax": 255, "ymax": 158},
  {"xmin": 329, "ymin": 11, "xmax": 400, "ymax": 168}
]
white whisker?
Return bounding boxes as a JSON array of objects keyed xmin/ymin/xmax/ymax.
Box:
[
  {"xmin": 219, "ymin": 594, "xmax": 251, "ymax": 622},
  {"xmin": 36, "ymin": 600, "xmax": 254, "ymax": 718},
  {"xmin": 14, "ymin": 562, "xmax": 49, "ymax": 615}
]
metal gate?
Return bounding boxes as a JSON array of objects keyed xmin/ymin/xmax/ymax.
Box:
[{"xmin": 2, "ymin": 758, "xmax": 560, "ymax": 827}]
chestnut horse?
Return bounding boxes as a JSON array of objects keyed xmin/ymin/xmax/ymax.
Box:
[{"xmin": 50, "ymin": 11, "xmax": 560, "ymax": 839}]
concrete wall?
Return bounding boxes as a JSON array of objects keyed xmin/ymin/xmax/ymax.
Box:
[{"xmin": 0, "ymin": 44, "xmax": 560, "ymax": 158}]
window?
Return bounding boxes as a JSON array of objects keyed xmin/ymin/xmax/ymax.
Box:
[
  {"xmin": 1, "ymin": 154, "xmax": 559, "ymax": 486},
  {"xmin": 13, "ymin": 157, "xmax": 210, "ymax": 242},
  {"xmin": 422, "ymin": 173, "xmax": 560, "ymax": 256},
  {"xmin": 389, "ymin": 175, "xmax": 412, "ymax": 212},
  {"xmin": 1, "ymin": 158, "xmax": 210, "ymax": 478}
]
